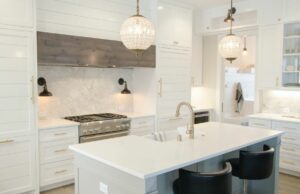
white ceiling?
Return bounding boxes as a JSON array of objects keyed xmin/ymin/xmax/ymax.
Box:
[{"xmin": 176, "ymin": 0, "xmax": 242, "ymax": 9}]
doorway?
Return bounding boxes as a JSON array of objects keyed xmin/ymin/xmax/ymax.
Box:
[{"xmin": 220, "ymin": 30, "xmax": 257, "ymax": 125}]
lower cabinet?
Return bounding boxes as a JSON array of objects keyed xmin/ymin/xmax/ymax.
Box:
[
  {"xmin": 0, "ymin": 135, "xmax": 35, "ymax": 194},
  {"xmin": 249, "ymin": 118, "xmax": 300, "ymax": 176},
  {"xmin": 130, "ymin": 116, "xmax": 155, "ymax": 136},
  {"xmin": 39, "ymin": 125, "xmax": 78, "ymax": 191}
]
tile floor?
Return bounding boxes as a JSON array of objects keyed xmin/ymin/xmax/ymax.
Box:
[{"xmin": 41, "ymin": 173, "xmax": 300, "ymax": 194}]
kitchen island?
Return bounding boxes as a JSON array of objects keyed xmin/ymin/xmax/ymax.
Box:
[{"xmin": 70, "ymin": 122, "xmax": 283, "ymax": 194}]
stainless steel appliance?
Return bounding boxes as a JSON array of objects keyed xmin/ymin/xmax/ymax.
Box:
[
  {"xmin": 64, "ymin": 113, "xmax": 130, "ymax": 143},
  {"xmin": 194, "ymin": 111, "xmax": 210, "ymax": 124}
]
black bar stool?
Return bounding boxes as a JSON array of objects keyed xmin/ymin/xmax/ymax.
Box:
[
  {"xmin": 173, "ymin": 162, "xmax": 232, "ymax": 194},
  {"xmin": 227, "ymin": 145, "xmax": 275, "ymax": 194}
]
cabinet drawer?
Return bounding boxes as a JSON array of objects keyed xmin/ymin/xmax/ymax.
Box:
[
  {"xmin": 281, "ymin": 143, "xmax": 300, "ymax": 156},
  {"xmin": 40, "ymin": 160, "xmax": 74, "ymax": 187},
  {"xmin": 0, "ymin": 136, "xmax": 35, "ymax": 194},
  {"xmin": 249, "ymin": 119, "xmax": 272, "ymax": 129},
  {"xmin": 272, "ymin": 121, "xmax": 300, "ymax": 132},
  {"xmin": 131, "ymin": 117, "xmax": 155, "ymax": 129},
  {"xmin": 40, "ymin": 126, "xmax": 78, "ymax": 142},
  {"xmin": 280, "ymin": 152, "xmax": 300, "ymax": 172},
  {"xmin": 40, "ymin": 138, "xmax": 78, "ymax": 164}
]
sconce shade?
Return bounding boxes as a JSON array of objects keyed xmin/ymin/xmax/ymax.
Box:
[
  {"xmin": 38, "ymin": 77, "xmax": 53, "ymax": 97},
  {"xmin": 118, "ymin": 78, "xmax": 131, "ymax": 94}
]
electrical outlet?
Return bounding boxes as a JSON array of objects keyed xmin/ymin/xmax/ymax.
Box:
[{"xmin": 99, "ymin": 182, "xmax": 108, "ymax": 194}]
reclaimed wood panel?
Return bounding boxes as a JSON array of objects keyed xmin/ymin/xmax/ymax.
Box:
[{"xmin": 37, "ymin": 32, "xmax": 156, "ymax": 68}]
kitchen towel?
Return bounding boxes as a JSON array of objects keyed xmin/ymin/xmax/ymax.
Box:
[{"xmin": 235, "ymin": 82, "xmax": 244, "ymax": 113}]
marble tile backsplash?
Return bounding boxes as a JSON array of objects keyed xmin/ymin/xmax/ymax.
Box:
[
  {"xmin": 261, "ymin": 90, "xmax": 300, "ymax": 116},
  {"xmin": 38, "ymin": 66, "xmax": 133, "ymax": 119}
]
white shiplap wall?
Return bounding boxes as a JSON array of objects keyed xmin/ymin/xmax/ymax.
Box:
[{"xmin": 37, "ymin": 0, "xmax": 155, "ymax": 41}]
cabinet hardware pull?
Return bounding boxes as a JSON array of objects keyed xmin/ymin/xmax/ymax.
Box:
[
  {"xmin": 282, "ymin": 148, "xmax": 295, "ymax": 152},
  {"xmin": 55, "ymin": 149, "xmax": 67, "ymax": 153},
  {"xmin": 0, "ymin": 139, "xmax": 14, "ymax": 144},
  {"xmin": 284, "ymin": 127, "xmax": 296, "ymax": 130},
  {"xmin": 191, "ymin": 77, "xmax": 195, "ymax": 86},
  {"xmin": 31, "ymin": 76, "xmax": 36, "ymax": 104},
  {"xmin": 282, "ymin": 160, "xmax": 295, "ymax": 166},
  {"xmin": 54, "ymin": 133, "xmax": 67, "ymax": 136},
  {"xmin": 158, "ymin": 78, "xmax": 163, "ymax": 97},
  {"xmin": 55, "ymin": 170, "xmax": 67, "ymax": 174},
  {"xmin": 283, "ymin": 137, "xmax": 296, "ymax": 141},
  {"xmin": 168, "ymin": 117, "xmax": 183, "ymax": 121}
]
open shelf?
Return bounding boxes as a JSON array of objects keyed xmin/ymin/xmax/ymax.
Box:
[
  {"xmin": 284, "ymin": 35, "xmax": 300, "ymax": 40},
  {"xmin": 283, "ymin": 53, "xmax": 300, "ymax": 57}
]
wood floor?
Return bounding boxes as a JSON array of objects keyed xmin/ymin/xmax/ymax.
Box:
[{"xmin": 41, "ymin": 173, "xmax": 300, "ymax": 194}]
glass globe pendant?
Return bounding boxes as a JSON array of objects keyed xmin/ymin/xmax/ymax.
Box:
[
  {"xmin": 218, "ymin": 0, "xmax": 242, "ymax": 63},
  {"xmin": 120, "ymin": 0, "xmax": 155, "ymax": 56}
]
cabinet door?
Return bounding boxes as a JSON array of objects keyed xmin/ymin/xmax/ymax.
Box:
[
  {"xmin": 191, "ymin": 35, "xmax": 203, "ymax": 87},
  {"xmin": 284, "ymin": 0, "xmax": 300, "ymax": 22},
  {"xmin": 0, "ymin": 135, "xmax": 35, "ymax": 194},
  {"xmin": 157, "ymin": 2, "xmax": 192, "ymax": 49},
  {"xmin": 0, "ymin": 29, "xmax": 36, "ymax": 136},
  {"xmin": 0, "ymin": 0, "xmax": 34, "ymax": 28},
  {"xmin": 156, "ymin": 48, "xmax": 191, "ymax": 118},
  {"xmin": 260, "ymin": 0, "xmax": 283, "ymax": 25},
  {"xmin": 257, "ymin": 24, "xmax": 283, "ymax": 89}
]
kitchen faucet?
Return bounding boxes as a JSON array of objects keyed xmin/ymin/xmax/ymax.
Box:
[{"xmin": 175, "ymin": 102, "xmax": 195, "ymax": 139}]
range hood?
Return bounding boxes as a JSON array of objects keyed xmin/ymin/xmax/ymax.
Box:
[{"xmin": 37, "ymin": 32, "xmax": 156, "ymax": 68}]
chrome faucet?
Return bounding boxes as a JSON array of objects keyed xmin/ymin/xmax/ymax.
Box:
[{"xmin": 175, "ymin": 102, "xmax": 195, "ymax": 139}]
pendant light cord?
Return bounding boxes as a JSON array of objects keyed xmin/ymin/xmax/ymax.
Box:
[
  {"xmin": 229, "ymin": 0, "xmax": 233, "ymax": 35},
  {"xmin": 136, "ymin": 0, "xmax": 140, "ymax": 15}
]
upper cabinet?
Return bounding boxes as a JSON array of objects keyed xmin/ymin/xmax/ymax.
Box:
[
  {"xmin": 157, "ymin": 1, "xmax": 192, "ymax": 49},
  {"xmin": 259, "ymin": 0, "xmax": 283, "ymax": 25},
  {"xmin": 283, "ymin": 0, "xmax": 300, "ymax": 22},
  {"xmin": 257, "ymin": 24, "xmax": 283, "ymax": 89},
  {"xmin": 0, "ymin": 0, "xmax": 34, "ymax": 29}
]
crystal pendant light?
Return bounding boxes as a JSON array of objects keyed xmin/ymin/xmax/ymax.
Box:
[
  {"xmin": 219, "ymin": 0, "xmax": 242, "ymax": 63},
  {"xmin": 120, "ymin": 0, "xmax": 155, "ymax": 56}
]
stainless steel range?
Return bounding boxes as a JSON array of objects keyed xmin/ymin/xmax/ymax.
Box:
[{"xmin": 64, "ymin": 113, "xmax": 130, "ymax": 143}]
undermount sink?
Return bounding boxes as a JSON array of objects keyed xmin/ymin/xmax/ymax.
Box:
[{"xmin": 144, "ymin": 128, "xmax": 206, "ymax": 142}]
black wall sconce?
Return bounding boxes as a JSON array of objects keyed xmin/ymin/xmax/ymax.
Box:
[
  {"xmin": 38, "ymin": 77, "xmax": 53, "ymax": 97},
  {"xmin": 118, "ymin": 78, "xmax": 131, "ymax": 94}
]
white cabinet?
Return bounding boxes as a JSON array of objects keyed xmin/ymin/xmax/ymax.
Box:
[
  {"xmin": 0, "ymin": 29, "xmax": 36, "ymax": 137},
  {"xmin": 39, "ymin": 125, "xmax": 78, "ymax": 191},
  {"xmin": 191, "ymin": 34, "xmax": 203, "ymax": 87},
  {"xmin": 248, "ymin": 118, "xmax": 272, "ymax": 129},
  {"xmin": 0, "ymin": 0, "xmax": 34, "ymax": 28},
  {"xmin": 156, "ymin": 1, "xmax": 192, "ymax": 131},
  {"xmin": 283, "ymin": 0, "xmax": 300, "ymax": 22},
  {"xmin": 257, "ymin": 24, "xmax": 283, "ymax": 89},
  {"xmin": 260, "ymin": 0, "xmax": 283, "ymax": 25},
  {"xmin": 0, "ymin": 28, "xmax": 37, "ymax": 194},
  {"xmin": 156, "ymin": 48, "xmax": 191, "ymax": 118},
  {"xmin": 130, "ymin": 116, "xmax": 155, "ymax": 136},
  {"xmin": 249, "ymin": 117, "xmax": 300, "ymax": 176},
  {"xmin": 157, "ymin": 1, "xmax": 192, "ymax": 49},
  {"xmin": 0, "ymin": 136, "xmax": 36, "ymax": 194}
]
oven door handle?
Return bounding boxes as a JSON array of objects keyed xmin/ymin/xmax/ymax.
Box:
[
  {"xmin": 194, "ymin": 114, "xmax": 210, "ymax": 118},
  {"xmin": 80, "ymin": 131, "xmax": 129, "ymax": 143}
]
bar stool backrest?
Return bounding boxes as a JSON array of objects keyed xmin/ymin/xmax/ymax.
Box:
[
  {"xmin": 177, "ymin": 163, "xmax": 232, "ymax": 194},
  {"xmin": 239, "ymin": 145, "xmax": 275, "ymax": 180}
]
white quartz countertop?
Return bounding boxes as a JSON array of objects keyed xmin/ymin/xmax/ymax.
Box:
[
  {"xmin": 70, "ymin": 122, "xmax": 283, "ymax": 179},
  {"xmin": 249, "ymin": 113, "xmax": 300, "ymax": 124},
  {"xmin": 38, "ymin": 119, "xmax": 79, "ymax": 130}
]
